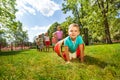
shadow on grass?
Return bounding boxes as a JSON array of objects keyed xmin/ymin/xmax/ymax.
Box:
[
  {"xmin": 84, "ymin": 55, "xmax": 118, "ymax": 68},
  {"xmin": 84, "ymin": 55, "xmax": 107, "ymax": 68},
  {"xmin": 70, "ymin": 55, "xmax": 118, "ymax": 68},
  {"xmin": 0, "ymin": 50, "xmax": 29, "ymax": 56}
]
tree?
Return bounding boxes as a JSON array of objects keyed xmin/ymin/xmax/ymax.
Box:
[
  {"xmin": 110, "ymin": 18, "xmax": 120, "ymax": 41},
  {"xmin": 0, "ymin": 31, "xmax": 6, "ymax": 52},
  {"xmin": 96, "ymin": 0, "xmax": 112, "ymax": 43},
  {"xmin": 62, "ymin": 0, "xmax": 82, "ymax": 27},
  {"xmin": 12, "ymin": 21, "xmax": 28, "ymax": 49},
  {"xmin": 0, "ymin": 0, "xmax": 29, "ymax": 51},
  {"xmin": 0, "ymin": 0, "xmax": 17, "ymax": 44},
  {"xmin": 48, "ymin": 22, "xmax": 60, "ymax": 39},
  {"xmin": 0, "ymin": 0, "xmax": 17, "ymax": 27},
  {"xmin": 60, "ymin": 16, "xmax": 74, "ymax": 37},
  {"xmin": 62, "ymin": 0, "xmax": 90, "ymax": 45},
  {"xmin": 62, "ymin": 0, "xmax": 120, "ymax": 44}
]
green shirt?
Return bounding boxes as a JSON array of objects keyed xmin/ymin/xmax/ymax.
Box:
[{"xmin": 64, "ymin": 35, "xmax": 84, "ymax": 53}]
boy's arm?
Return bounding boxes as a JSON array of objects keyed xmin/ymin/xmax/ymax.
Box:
[
  {"xmin": 79, "ymin": 44, "xmax": 84, "ymax": 62},
  {"xmin": 64, "ymin": 46, "xmax": 70, "ymax": 62}
]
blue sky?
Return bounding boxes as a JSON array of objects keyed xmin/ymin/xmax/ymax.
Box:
[{"xmin": 15, "ymin": 0, "xmax": 72, "ymax": 42}]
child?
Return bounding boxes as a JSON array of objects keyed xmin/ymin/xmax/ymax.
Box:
[
  {"xmin": 38, "ymin": 34, "xmax": 44, "ymax": 51},
  {"xmin": 44, "ymin": 32, "xmax": 50, "ymax": 52},
  {"xmin": 52, "ymin": 32, "xmax": 58, "ymax": 51},
  {"xmin": 54, "ymin": 23, "xmax": 84, "ymax": 64},
  {"xmin": 55, "ymin": 26, "xmax": 63, "ymax": 41},
  {"xmin": 35, "ymin": 37, "xmax": 39, "ymax": 51}
]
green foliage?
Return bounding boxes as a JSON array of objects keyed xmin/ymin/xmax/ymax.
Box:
[
  {"xmin": 0, "ymin": 0, "xmax": 29, "ymax": 44},
  {"xmin": 0, "ymin": 0, "xmax": 16, "ymax": 25},
  {"xmin": 62, "ymin": 0, "xmax": 82, "ymax": 26},
  {"xmin": 110, "ymin": 18, "xmax": 120, "ymax": 40},
  {"xmin": 48, "ymin": 17, "xmax": 74, "ymax": 39},
  {"xmin": 0, "ymin": 44, "xmax": 120, "ymax": 80},
  {"xmin": 60, "ymin": 16, "xmax": 74, "ymax": 37},
  {"xmin": 48, "ymin": 22, "xmax": 60, "ymax": 39},
  {"xmin": 61, "ymin": 0, "xmax": 120, "ymax": 43}
]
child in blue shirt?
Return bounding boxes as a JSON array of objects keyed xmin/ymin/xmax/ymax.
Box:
[{"xmin": 54, "ymin": 23, "xmax": 84, "ymax": 64}]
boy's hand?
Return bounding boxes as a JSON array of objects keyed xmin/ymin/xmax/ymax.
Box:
[
  {"xmin": 80, "ymin": 57, "xmax": 84, "ymax": 63},
  {"xmin": 65, "ymin": 61, "xmax": 71, "ymax": 64},
  {"xmin": 81, "ymin": 58, "xmax": 84, "ymax": 63}
]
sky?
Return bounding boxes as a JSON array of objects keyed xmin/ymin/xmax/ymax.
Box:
[{"xmin": 15, "ymin": 0, "xmax": 72, "ymax": 42}]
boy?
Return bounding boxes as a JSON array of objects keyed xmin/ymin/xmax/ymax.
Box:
[
  {"xmin": 35, "ymin": 37, "xmax": 39, "ymax": 51},
  {"xmin": 54, "ymin": 23, "xmax": 84, "ymax": 64},
  {"xmin": 38, "ymin": 34, "xmax": 44, "ymax": 51},
  {"xmin": 52, "ymin": 32, "xmax": 58, "ymax": 51},
  {"xmin": 44, "ymin": 32, "xmax": 50, "ymax": 52}
]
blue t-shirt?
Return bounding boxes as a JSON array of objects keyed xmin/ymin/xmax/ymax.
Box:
[{"xmin": 64, "ymin": 35, "xmax": 84, "ymax": 53}]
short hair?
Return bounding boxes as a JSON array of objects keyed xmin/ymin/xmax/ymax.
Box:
[
  {"xmin": 57, "ymin": 25, "xmax": 61, "ymax": 29},
  {"xmin": 68, "ymin": 23, "xmax": 80, "ymax": 31},
  {"xmin": 57, "ymin": 25, "xmax": 61, "ymax": 28}
]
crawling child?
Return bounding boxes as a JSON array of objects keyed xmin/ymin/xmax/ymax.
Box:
[{"xmin": 54, "ymin": 23, "xmax": 84, "ymax": 64}]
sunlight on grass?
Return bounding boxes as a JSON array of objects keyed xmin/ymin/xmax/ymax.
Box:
[{"xmin": 0, "ymin": 44, "xmax": 120, "ymax": 80}]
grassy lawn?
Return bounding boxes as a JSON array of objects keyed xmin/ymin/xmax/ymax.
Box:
[{"xmin": 0, "ymin": 43, "xmax": 120, "ymax": 80}]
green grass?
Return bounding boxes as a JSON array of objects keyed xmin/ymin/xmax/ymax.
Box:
[{"xmin": 0, "ymin": 43, "xmax": 120, "ymax": 80}]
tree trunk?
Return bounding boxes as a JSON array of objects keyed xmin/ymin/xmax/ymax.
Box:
[
  {"xmin": 103, "ymin": 14, "xmax": 112, "ymax": 44},
  {"xmin": 83, "ymin": 28, "xmax": 89, "ymax": 45},
  {"xmin": 98, "ymin": 0, "xmax": 112, "ymax": 44},
  {"xmin": 11, "ymin": 42, "xmax": 13, "ymax": 51},
  {"xmin": 0, "ymin": 43, "xmax": 1, "ymax": 52},
  {"xmin": 21, "ymin": 42, "xmax": 23, "ymax": 50}
]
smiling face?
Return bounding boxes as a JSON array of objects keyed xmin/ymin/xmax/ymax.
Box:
[
  {"xmin": 57, "ymin": 26, "xmax": 61, "ymax": 31},
  {"xmin": 68, "ymin": 24, "xmax": 80, "ymax": 41}
]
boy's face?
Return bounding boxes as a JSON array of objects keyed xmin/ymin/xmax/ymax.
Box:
[
  {"xmin": 45, "ymin": 33, "xmax": 48, "ymax": 36},
  {"xmin": 68, "ymin": 26, "xmax": 80, "ymax": 40},
  {"xmin": 57, "ymin": 27, "xmax": 61, "ymax": 31},
  {"xmin": 39, "ymin": 35, "xmax": 42, "ymax": 38}
]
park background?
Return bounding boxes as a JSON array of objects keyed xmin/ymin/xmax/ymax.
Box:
[{"xmin": 0, "ymin": 0, "xmax": 120, "ymax": 80}]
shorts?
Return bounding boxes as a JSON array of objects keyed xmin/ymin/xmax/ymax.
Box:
[
  {"xmin": 45, "ymin": 41, "xmax": 50, "ymax": 46},
  {"xmin": 54, "ymin": 40, "xmax": 84, "ymax": 61},
  {"xmin": 69, "ymin": 52, "xmax": 77, "ymax": 60},
  {"xmin": 39, "ymin": 44, "xmax": 44, "ymax": 49},
  {"xmin": 61, "ymin": 49, "xmax": 80, "ymax": 61}
]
